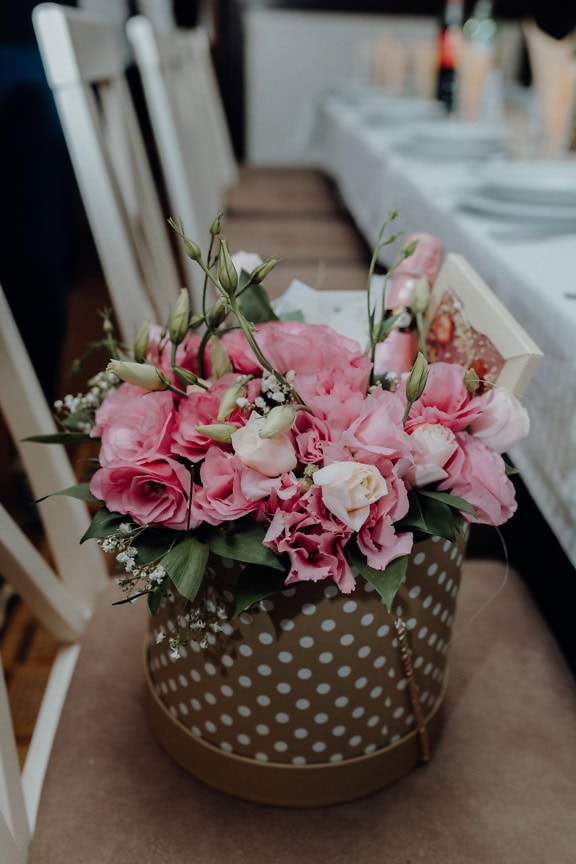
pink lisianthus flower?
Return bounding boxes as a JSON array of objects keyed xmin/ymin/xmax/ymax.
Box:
[
  {"xmin": 264, "ymin": 485, "xmax": 356, "ymax": 592},
  {"xmin": 194, "ymin": 447, "xmax": 265, "ymax": 526},
  {"xmin": 147, "ymin": 325, "xmax": 205, "ymax": 382},
  {"xmin": 231, "ymin": 412, "xmax": 297, "ymax": 477},
  {"xmin": 304, "ymin": 383, "xmax": 366, "ymax": 435},
  {"xmin": 468, "ymin": 387, "xmax": 530, "ymax": 453},
  {"xmin": 403, "ymin": 362, "xmax": 483, "ymax": 433},
  {"xmin": 439, "ymin": 431, "xmax": 517, "ymax": 526},
  {"xmin": 340, "ymin": 386, "xmax": 413, "ymax": 463},
  {"xmin": 92, "ymin": 384, "xmax": 176, "ymax": 466},
  {"xmin": 89, "ymin": 457, "xmax": 195, "ymax": 531},
  {"xmin": 172, "ymin": 375, "xmax": 260, "ymax": 463},
  {"xmin": 357, "ymin": 471, "xmax": 414, "ymax": 570}
]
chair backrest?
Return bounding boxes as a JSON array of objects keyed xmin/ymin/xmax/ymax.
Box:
[
  {"xmin": 0, "ymin": 281, "xmax": 109, "ymax": 861},
  {"xmin": 32, "ymin": 3, "xmax": 185, "ymax": 339},
  {"xmin": 126, "ymin": 16, "xmax": 237, "ymax": 280}
]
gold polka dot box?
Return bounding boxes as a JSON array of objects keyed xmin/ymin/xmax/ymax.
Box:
[{"xmin": 145, "ymin": 532, "xmax": 466, "ymax": 806}]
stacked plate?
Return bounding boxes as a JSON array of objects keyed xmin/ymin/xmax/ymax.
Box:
[
  {"xmin": 399, "ymin": 120, "xmax": 507, "ymax": 160},
  {"xmin": 358, "ymin": 96, "xmax": 444, "ymax": 126},
  {"xmin": 460, "ymin": 160, "xmax": 576, "ymax": 223}
]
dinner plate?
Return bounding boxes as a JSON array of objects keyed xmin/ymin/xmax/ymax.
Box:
[
  {"xmin": 399, "ymin": 120, "xmax": 507, "ymax": 159},
  {"xmin": 459, "ymin": 191, "xmax": 576, "ymax": 224},
  {"xmin": 360, "ymin": 98, "xmax": 443, "ymax": 125},
  {"xmin": 479, "ymin": 160, "xmax": 576, "ymax": 206}
]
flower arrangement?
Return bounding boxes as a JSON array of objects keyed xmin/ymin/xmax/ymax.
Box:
[{"xmin": 44, "ymin": 214, "xmax": 529, "ymax": 656}]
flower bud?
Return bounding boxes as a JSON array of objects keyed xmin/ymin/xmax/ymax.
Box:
[
  {"xmin": 217, "ymin": 379, "xmax": 247, "ymax": 421},
  {"xmin": 169, "ymin": 289, "xmax": 191, "ymax": 345},
  {"xmin": 207, "ymin": 296, "xmax": 229, "ymax": 328},
  {"xmin": 106, "ymin": 360, "xmax": 168, "ymax": 391},
  {"xmin": 410, "ymin": 276, "xmax": 430, "ymax": 315},
  {"xmin": 195, "ymin": 423, "xmax": 238, "ymax": 443},
  {"xmin": 405, "ymin": 352, "xmax": 428, "ymax": 404},
  {"xmin": 184, "ymin": 238, "xmax": 202, "ymax": 262},
  {"xmin": 464, "ymin": 367, "xmax": 480, "ymax": 394},
  {"xmin": 400, "ymin": 238, "xmax": 419, "ymax": 260},
  {"xmin": 174, "ymin": 366, "xmax": 199, "ymax": 387},
  {"xmin": 133, "ymin": 318, "xmax": 151, "ymax": 363},
  {"xmin": 189, "ymin": 315, "xmax": 205, "ymax": 330},
  {"xmin": 259, "ymin": 404, "xmax": 297, "ymax": 439},
  {"xmin": 218, "ymin": 238, "xmax": 238, "ymax": 295},
  {"xmin": 210, "ymin": 212, "xmax": 223, "ymax": 236},
  {"xmin": 210, "ymin": 335, "xmax": 232, "ymax": 379},
  {"xmin": 250, "ymin": 257, "xmax": 280, "ymax": 284}
]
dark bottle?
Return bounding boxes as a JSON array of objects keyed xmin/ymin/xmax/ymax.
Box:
[{"xmin": 436, "ymin": 0, "xmax": 465, "ymax": 112}]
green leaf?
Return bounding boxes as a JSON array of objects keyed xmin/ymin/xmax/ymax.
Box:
[
  {"xmin": 208, "ymin": 522, "xmax": 284, "ymax": 570},
  {"xmin": 37, "ymin": 482, "xmax": 101, "ymax": 505},
  {"xmin": 81, "ymin": 508, "xmax": 126, "ymax": 542},
  {"xmin": 23, "ymin": 432, "xmax": 94, "ymax": 445},
  {"xmin": 234, "ymin": 564, "xmax": 288, "ymax": 616},
  {"xmin": 396, "ymin": 491, "xmax": 462, "ymax": 543},
  {"xmin": 238, "ymin": 282, "xmax": 279, "ymax": 323},
  {"xmin": 375, "ymin": 310, "xmax": 405, "ymax": 343},
  {"xmin": 148, "ymin": 584, "xmax": 167, "ymax": 615},
  {"xmin": 346, "ymin": 542, "xmax": 408, "ymax": 612},
  {"xmin": 161, "ymin": 536, "xmax": 209, "ymax": 602},
  {"xmin": 504, "ymin": 462, "xmax": 519, "ymax": 476},
  {"xmin": 278, "ymin": 309, "xmax": 305, "ymax": 322},
  {"xmin": 418, "ymin": 489, "xmax": 478, "ymax": 519}
]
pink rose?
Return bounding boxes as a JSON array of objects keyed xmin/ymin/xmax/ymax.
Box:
[
  {"xmin": 439, "ymin": 432, "xmax": 517, "ymax": 526},
  {"xmin": 194, "ymin": 447, "xmax": 264, "ymax": 525},
  {"xmin": 231, "ymin": 413, "xmax": 297, "ymax": 477},
  {"xmin": 293, "ymin": 410, "xmax": 330, "ymax": 464},
  {"xmin": 469, "ymin": 387, "xmax": 530, "ymax": 453},
  {"xmin": 264, "ymin": 486, "xmax": 356, "ymax": 593},
  {"xmin": 404, "ymin": 363, "xmax": 482, "ymax": 433},
  {"xmin": 89, "ymin": 457, "xmax": 194, "ymax": 530},
  {"xmin": 313, "ymin": 460, "xmax": 388, "ymax": 531},
  {"xmin": 357, "ymin": 472, "xmax": 414, "ymax": 570},
  {"xmin": 407, "ymin": 422, "xmax": 459, "ymax": 487},
  {"xmin": 95, "ymin": 386, "xmax": 176, "ymax": 466}
]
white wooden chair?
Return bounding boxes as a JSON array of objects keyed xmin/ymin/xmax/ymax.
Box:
[
  {"xmin": 0, "ymin": 283, "xmax": 109, "ymax": 863},
  {"xmin": 32, "ymin": 3, "xmax": 189, "ymax": 338}
]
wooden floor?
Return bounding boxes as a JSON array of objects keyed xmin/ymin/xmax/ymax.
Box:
[{"xmin": 0, "ymin": 167, "xmax": 373, "ymax": 766}]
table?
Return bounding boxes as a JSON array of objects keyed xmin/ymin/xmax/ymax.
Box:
[{"xmin": 307, "ymin": 90, "xmax": 576, "ymax": 572}]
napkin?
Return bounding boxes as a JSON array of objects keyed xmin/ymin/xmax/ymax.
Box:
[{"xmin": 523, "ymin": 20, "xmax": 576, "ymax": 158}]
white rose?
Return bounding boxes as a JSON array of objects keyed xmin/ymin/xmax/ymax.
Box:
[
  {"xmin": 313, "ymin": 461, "xmax": 387, "ymax": 531},
  {"xmin": 407, "ymin": 423, "xmax": 458, "ymax": 487},
  {"xmin": 231, "ymin": 413, "xmax": 297, "ymax": 477},
  {"xmin": 469, "ymin": 388, "xmax": 530, "ymax": 454}
]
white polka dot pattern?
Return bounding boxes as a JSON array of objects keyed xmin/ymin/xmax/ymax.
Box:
[{"xmin": 148, "ymin": 534, "xmax": 465, "ymax": 766}]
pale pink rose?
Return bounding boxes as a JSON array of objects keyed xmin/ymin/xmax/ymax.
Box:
[
  {"xmin": 231, "ymin": 413, "xmax": 297, "ymax": 477},
  {"xmin": 403, "ymin": 362, "xmax": 482, "ymax": 432},
  {"xmin": 194, "ymin": 448, "xmax": 263, "ymax": 525},
  {"xmin": 407, "ymin": 422, "xmax": 459, "ymax": 487},
  {"xmin": 357, "ymin": 473, "xmax": 413, "ymax": 570},
  {"xmin": 264, "ymin": 486, "xmax": 356, "ymax": 592},
  {"xmin": 341, "ymin": 386, "xmax": 413, "ymax": 462},
  {"xmin": 469, "ymin": 387, "xmax": 530, "ymax": 453},
  {"xmin": 95, "ymin": 386, "xmax": 176, "ymax": 466},
  {"xmin": 439, "ymin": 432, "xmax": 517, "ymax": 526},
  {"xmin": 313, "ymin": 461, "xmax": 388, "ymax": 531},
  {"xmin": 89, "ymin": 457, "xmax": 195, "ymax": 531}
]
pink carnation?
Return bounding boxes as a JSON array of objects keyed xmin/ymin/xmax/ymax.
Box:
[
  {"xmin": 357, "ymin": 470, "xmax": 413, "ymax": 569},
  {"xmin": 89, "ymin": 457, "xmax": 194, "ymax": 531},
  {"xmin": 264, "ymin": 485, "xmax": 356, "ymax": 592}
]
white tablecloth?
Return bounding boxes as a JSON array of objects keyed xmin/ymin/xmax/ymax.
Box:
[{"xmin": 307, "ymin": 94, "xmax": 576, "ymax": 568}]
